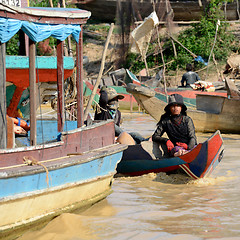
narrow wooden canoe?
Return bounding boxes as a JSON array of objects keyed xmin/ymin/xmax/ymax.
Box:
[{"xmin": 117, "ymin": 130, "xmax": 224, "ymax": 178}]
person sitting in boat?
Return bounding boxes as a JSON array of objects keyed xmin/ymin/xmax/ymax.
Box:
[
  {"xmin": 94, "ymin": 86, "xmax": 146, "ymax": 143},
  {"xmin": 181, "ymin": 63, "xmax": 200, "ymax": 87},
  {"xmin": 152, "ymin": 94, "xmax": 197, "ymax": 156},
  {"xmin": 7, "ymin": 115, "xmax": 30, "ymax": 135}
]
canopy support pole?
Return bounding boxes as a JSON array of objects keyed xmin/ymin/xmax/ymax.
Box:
[
  {"xmin": 57, "ymin": 40, "xmax": 65, "ymax": 132},
  {"xmin": 76, "ymin": 27, "xmax": 84, "ymax": 127},
  {"xmin": 0, "ymin": 42, "xmax": 7, "ymax": 149},
  {"xmin": 29, "ymin": 39, "xmax": 37, "ymax": 146}
]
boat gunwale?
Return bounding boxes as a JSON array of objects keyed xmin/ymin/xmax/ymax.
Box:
[
  {"xmin": 0, "ymin": 119, "xmax": 116, "ymax": 154},
  {"xmin": 0, "ymin": 143, "xmax": 127, "ymax": 178}
]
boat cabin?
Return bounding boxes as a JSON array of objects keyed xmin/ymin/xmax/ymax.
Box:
[{"xmin": 0, "ymin": 4, "xmax": 91, "ymax": 149}]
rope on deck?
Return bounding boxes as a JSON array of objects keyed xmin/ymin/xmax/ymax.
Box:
[{"xmin": 23, "ymin": 156, "xmax": 50, "ymax": 187}]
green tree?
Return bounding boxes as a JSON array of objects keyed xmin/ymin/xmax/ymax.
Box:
[{"xmin": 126, "ymin": 0, "xmax": 239, "ymax": 73}]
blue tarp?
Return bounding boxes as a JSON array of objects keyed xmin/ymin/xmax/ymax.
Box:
[
  {"xmin": 194, "ymin": 56, "xmax": 208, "ymax": 66},
  {"xmin": 0, "ymin": 17, "xmax": 81, "ymax": 43}
]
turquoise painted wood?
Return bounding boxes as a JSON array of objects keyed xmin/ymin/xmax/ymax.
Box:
[{"xmin": 6, "ymin": 55, "xmax": 75, "ymax": 69}]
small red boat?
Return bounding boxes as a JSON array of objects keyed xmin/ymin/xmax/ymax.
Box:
[{"xmin": 117, "ymin": 131, "xmax": 224, "ymax": 179}]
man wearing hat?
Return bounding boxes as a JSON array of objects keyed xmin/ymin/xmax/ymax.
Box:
[
  {"xmin": 95, "ymin": 87, "xmax": 146, "ymax": 144},
  {"xmin": 152, "ymin": 94, "xmax": 197, "ymax": 156},
  {"xmin": 94, "ymin": 87, "xmax": 124, "ymax": 136}
]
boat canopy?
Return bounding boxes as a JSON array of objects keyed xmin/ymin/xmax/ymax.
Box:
[
  {"xmin": 0, "ymin": 17, "xmax": 82, "ymax": 43},
  {"xmin": 0, "ymin": 4, "xmax": 91, "ymax": 43}
]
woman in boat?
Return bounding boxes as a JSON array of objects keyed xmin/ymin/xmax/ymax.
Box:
[
  {"xmin": 181, "ymin": 63, "xmax": 200, "ymax": 87},
  {"xmin": 94, "ymin": 87, "xmax": 146, "ymax": 144},
  {"xmin": 152, "ymin": 93, "xmax": 197, "ymax": 156}
]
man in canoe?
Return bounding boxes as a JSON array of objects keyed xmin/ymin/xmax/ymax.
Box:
[
  {"xmin": 181, "ymin": 63, "xmax": 200, "ymax": 87},
  {"xmin": 152, "ymin": 93, "xmax": 197, "ymax": 156},
  {"xmin": 94, "ymin": 86, "xmax": 146, "ymax": 144}
]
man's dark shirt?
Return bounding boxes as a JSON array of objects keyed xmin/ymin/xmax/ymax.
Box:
[
  {"xmin": 181, "ymin": 71, "xmax": 200, "ymax": 87},
  {"xmin": 152, "ymin": 113, "xmax": 197, "ymax": 150}
]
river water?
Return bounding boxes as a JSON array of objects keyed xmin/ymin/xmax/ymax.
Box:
[{"xmin": 18, "ymin": 114, "xmax": 240, "ymax": 240}]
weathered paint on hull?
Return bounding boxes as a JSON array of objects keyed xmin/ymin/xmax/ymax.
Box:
[
  {"xmin": 128, "ymin": 84, "xmax": 240, "ymax": 133},
  {"xmin": 0, "ymin": 120, "xmax": 127, "ymax": 239},
  {"xmin": 154, "ymin": 88, "xmax": 227, "ymax": 109},
  {"xmin": 0, "ymin": 176, "xmax": 113, "ymax": 239},
  {"xmin": 0, "ymin": 149, "xmax": 123, "ymax": 239}
]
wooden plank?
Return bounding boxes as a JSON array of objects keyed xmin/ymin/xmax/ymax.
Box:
[
  {"xmin": 0, "ymin": 42, "xmax": 6, "ymax": 149},
  {"xmin": 57, "ymin": 40, "xmax": 65, "ymax": 132},
  {"xmin": 29, "ymin": 39, "xmax": 36, "ymax": 146},
  {"xmin": 76, "ymin": 28, "xmax": 84, "ymax": 127},
  {"xmin": 225, "ymin": 77, "xmax": 240, "ymax": 99},
  {"xmin": 6, "ymin": 116, "xmax": 14, "ymax": 148}
]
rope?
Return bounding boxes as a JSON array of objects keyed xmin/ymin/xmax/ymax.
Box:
[
  {"xmin": 23, "ymin": 156, "xmax": 50, "ymax": 187},
  {"xmin": 0, "ymin": 155, "xmax": 68, "ymax": 170}
]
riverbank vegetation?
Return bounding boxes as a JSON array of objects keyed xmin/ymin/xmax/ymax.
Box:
[
  {"xmin": 126, "ymin": 0, "xmax": 239, "ymax": 77},
  {"xmin": 6, "ymin": 0, "xmax": 240, "ymax": 85}
]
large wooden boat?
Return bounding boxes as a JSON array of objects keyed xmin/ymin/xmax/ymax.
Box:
[
  {"xmin": 74, "ymin": 0, "xmax": 239, "ymax": 22},
  {"xmin": 125, "ymin": 69, "xmax": 228, "ymax": 109},
  {"xmin": 0, "ymin": 4, "xmax": 127, "ymax": 239},
  {"xmin": 117, "ymin": 130, "xmax": 224, "ymax": 178},
  {"xmin": 126, "ymin": 83, "xmax": 240, "ymax": 133}
]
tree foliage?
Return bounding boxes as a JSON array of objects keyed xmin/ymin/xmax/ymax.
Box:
[{"xmin": 126, "ymin": 0, "xmax": 239, "ymax": 73}]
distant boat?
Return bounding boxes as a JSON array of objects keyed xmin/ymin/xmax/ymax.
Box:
[
  {"xmin": 117, "ymin": 130, "xmax": 224, "ymax": 178},
  {"xmin": 126, "ymin": 82, "xmax": 240, "ymax": 133},
  {"xmin": 0, "ymin": 4, "xmax": 127, "ymax": 239},
  {"xmin": 74, "ymin": 0, "xmax": 239, "ymax": 22},
  {"xmin": 125, "ymin": 69, "xmax": 228, "ymax": 109}
]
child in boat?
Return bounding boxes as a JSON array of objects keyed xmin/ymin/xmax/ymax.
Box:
[
  {"xmin": 181, "ymin": 63, "xmax": 200, "ymax": 87},
  {"xmin": 94, "ymin": 86, "xmax": 146, "ymax": 144},
  {"xmin": 152, "ymin": 93, "xmax": 197, "ymax": 156}
]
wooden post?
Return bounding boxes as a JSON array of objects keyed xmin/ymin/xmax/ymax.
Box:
[
  {"xmin": 130, "ymin": 94, "xmax": 133, "ymax": 112},
  {"xmin": 0, "ymin": 43, "xmax": 7, "ymax": 149},
  {"xmin": 57, "ymin": 40, "xmax": 65, "ymax": 132},
  {"xmin": 76, "ymin": 27, "xmax": 84, "ymax": 127},
  {"xmin": 7, "ymin": 87, "xmax": 24, "ymax": 117},
  {"xmin": 29, "ymin": 39, "xmax": 37, "ymax": 146},
  {"xmin": 84, "ymin": 23, "xmax": 114, "ymax": 120}
]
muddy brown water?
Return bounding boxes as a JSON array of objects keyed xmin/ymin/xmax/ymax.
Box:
[{"xmin": 18, "ymin": 114, "xmax": 240, "ymax": 240}]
